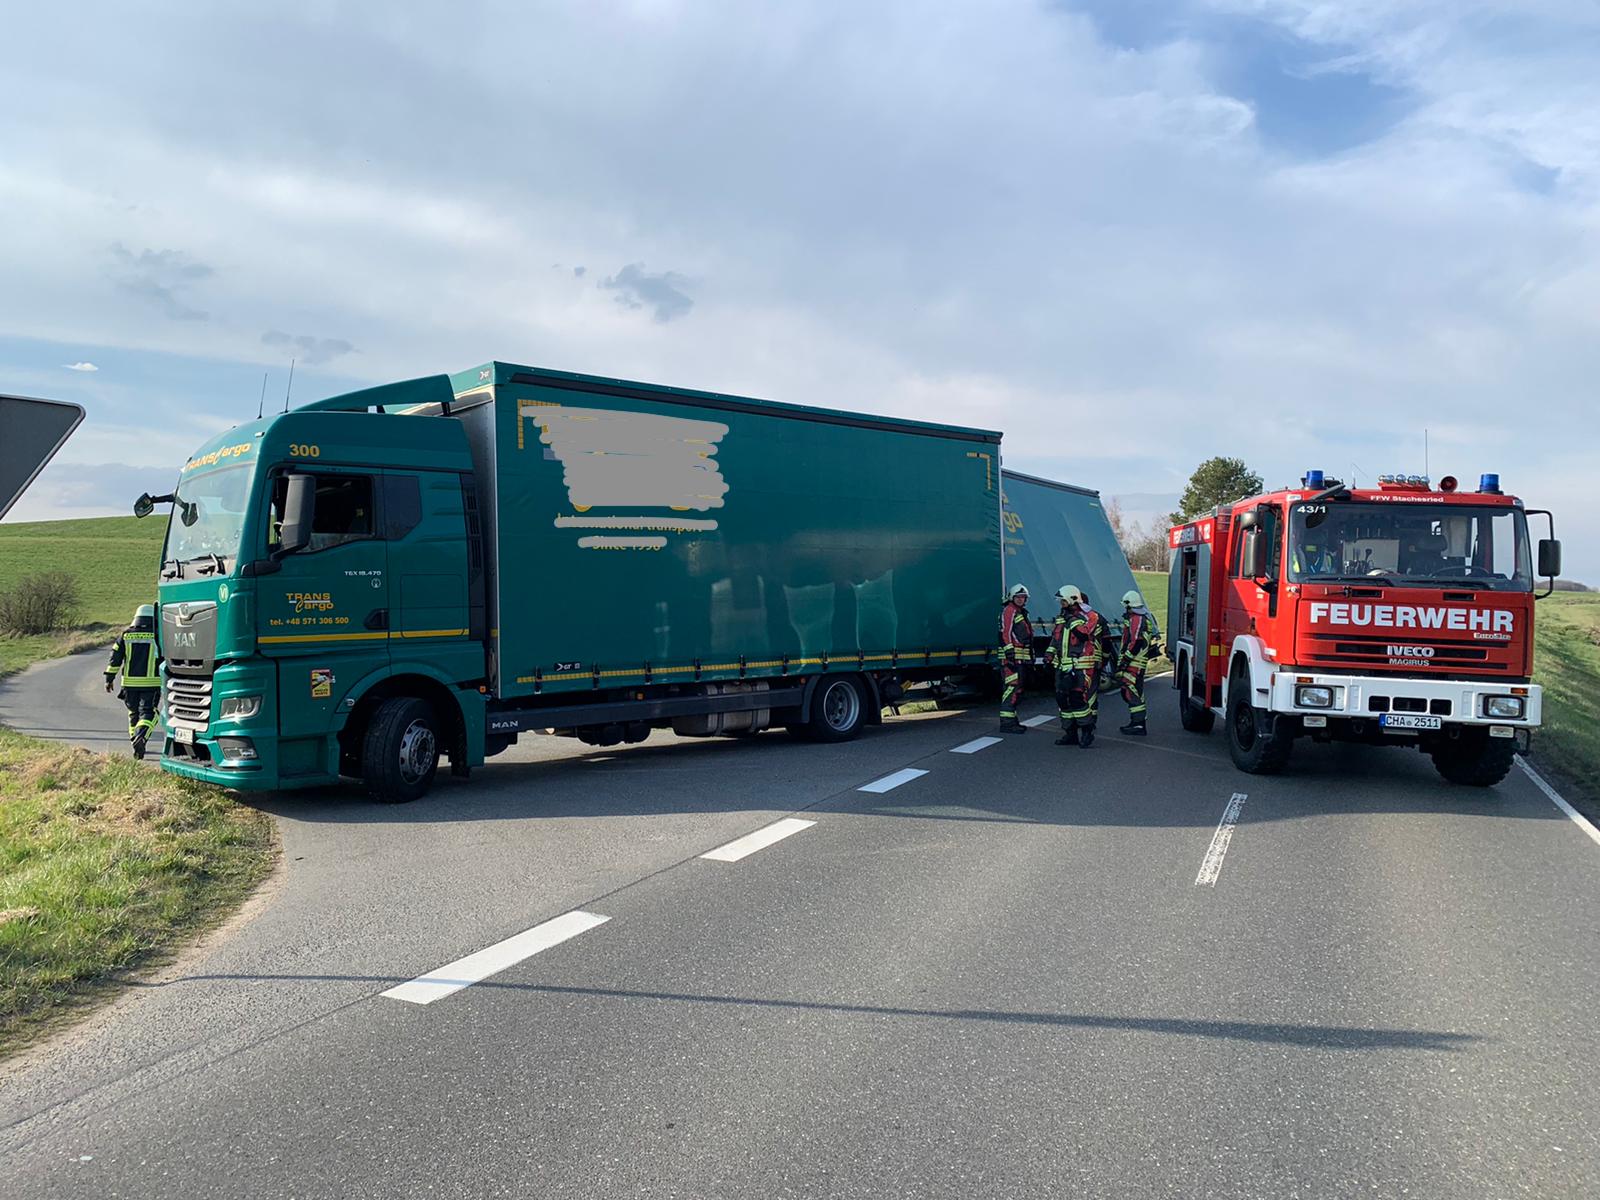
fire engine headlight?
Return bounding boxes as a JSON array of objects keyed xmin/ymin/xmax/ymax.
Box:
[
  {"xmin": 220, "ymin": 695, "xmax": 261, "ymax": 721},
  {"xmin": 1484, "ymin": 696, "xmax": 1525, "ymax": 719},
  {"xmin": 217, "ymin": 737, "xmax": 258, "ymax": 762},
  {"xmin": 1295, "ymin": 685, "xmax": 1335, "ymax": 709}
]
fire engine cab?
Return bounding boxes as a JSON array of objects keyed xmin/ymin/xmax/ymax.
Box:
[{"xmin": 1167, "ymin": 471, "xmax": 1562, "ymax": 785}]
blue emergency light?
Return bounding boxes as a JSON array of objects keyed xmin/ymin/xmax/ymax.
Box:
[
  {"xmin": 1479, "ymin": 473, "xmax": 1501, "ymax": 494},
  {"xmin": 1303, "ymin": 469, "xmax": 1325, "ymax": 488}
]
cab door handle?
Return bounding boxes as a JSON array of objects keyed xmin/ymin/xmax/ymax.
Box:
[{"xmin": 364, "ymin": 609, "xmax": 389, "ymax": 631}]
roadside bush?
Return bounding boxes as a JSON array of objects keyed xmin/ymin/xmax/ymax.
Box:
[{"xmin": 0, "ymin": 571, "xmax": 82, "ymax": 635}]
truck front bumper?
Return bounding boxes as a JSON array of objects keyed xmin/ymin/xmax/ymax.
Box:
[{"xmin": 1268, "ymin": 671, "xmax": 1540, "ymax": 729}]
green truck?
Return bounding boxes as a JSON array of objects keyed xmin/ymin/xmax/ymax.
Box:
[{"xmin": 140, "ymin": 361, "xmax": 1015, "ymax": 801}]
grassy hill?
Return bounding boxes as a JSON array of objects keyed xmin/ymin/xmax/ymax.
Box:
[{"xmin": 0, "ymin": 515, "xmax": 166, "ymax": 677}]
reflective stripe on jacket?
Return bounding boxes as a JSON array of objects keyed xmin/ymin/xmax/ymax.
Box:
[
  {"xmin": 998, "ymin": 601, "xmax": 1030, "ymax": 661},
  {"xmin": 107, "ymin": 627, "xmax": 162, "ymax": 688}
]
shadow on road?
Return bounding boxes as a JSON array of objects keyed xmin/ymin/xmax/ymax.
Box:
[{"xmin": 128, "ymin": 973, "xmax": 1481, "ymax": 1052}]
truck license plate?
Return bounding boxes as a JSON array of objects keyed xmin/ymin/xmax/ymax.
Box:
[
  {"xmin": 173, "ymin": 726, "xmax": 195, "ymax": 744},
  {"xmin": 1379, "ymin": 713, "xmax": 1441, "ymax": 732}
]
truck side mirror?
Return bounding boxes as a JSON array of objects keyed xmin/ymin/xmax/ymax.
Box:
[
  {"xmin": 1538, "ymin": 539, "xmax": 1561, "ymax": 580},
  {"xmin": 1243, "ymin": 530, "xmax": 1269, "ymax": 579},
  {"xmin": 276, "ymin": 474, "xmax": 315, "ymax": 556},
  {"xmin": 134, "ymin": 493, "xmax": 155, "ymax": 518}
]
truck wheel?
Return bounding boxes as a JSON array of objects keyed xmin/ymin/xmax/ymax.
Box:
[
  {"xmin": 363, "ymin": 697, "xmax": 440, "ymax": 803},
  {"xmin": 1225, "ymin": 670, "xmax": 1292, "ymax": 774},
  {"xmin": 1178, "ymin": 658, "xmax": 1215, "ymax": 734},
  {"xmin": 1429, "ymin": 733, "xmax": 1515, "ymax": 787},
  {"xmin": 806, "ymin": 676, "xmax": 867, "ymax": 743}
]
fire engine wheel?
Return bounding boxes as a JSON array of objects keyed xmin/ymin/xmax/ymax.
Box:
[
  {"xmin": 1225, "ymin": 673, "xmax": 1292, "ymax": 775},
  {"xmin": 1177, "ymin": 662, "xmax": 1214, "ymax": 733},
  {"xmin": 1429, "ymin": 733, "xmax": 1515, "ymax": 787},
  {"xmin": 806, "ymin": 675, "xmax": 867, "ymax": 743},
  {"xmin": 363, "ymin": 696, "xmax": 440, "ymax": 803}
]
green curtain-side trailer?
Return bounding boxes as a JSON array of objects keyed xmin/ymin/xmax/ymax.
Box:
[{"xmin": 446, "ymin": 363, "xmax": 1003, "ymax": 712}]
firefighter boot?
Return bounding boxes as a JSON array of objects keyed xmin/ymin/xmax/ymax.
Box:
[
  {"xmin": 132, "ymin": 730, "xmax": 148, "ymax": 760},
  {"xmin": 1079, "ymin": 725, "xmax": 1096, "ymax": 749},
  {"xmin": 1055, "ymin": 728, "xmax": 1079, "ymax": 747},
  {"xmin": 999, "ymin": 717, "xmax": 1028, "ymax": 735},
  {"xmin": 1119, "ymin": 719, "xmax": 1147, "ymax": 737}
]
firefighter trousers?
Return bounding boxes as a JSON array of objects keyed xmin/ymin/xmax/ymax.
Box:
[
  {"xmin": 1117, "ymin": 665, "xmax": 1147, "ymax": 726},
  {"xmin": 1055, "ymin": 668, "xmax": 1098, "ymax": 733},
  {"xmin": 1000, "ymin": 660, "xmax": 1023, "ymax": 721},
  {"xmin": 122, "ymin": 687, "xmax": 159, "ymax": 743}
]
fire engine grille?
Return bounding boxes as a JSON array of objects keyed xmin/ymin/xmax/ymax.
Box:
[
  {"xmin": 1301, "ymin": 631, "xmax": 1505, "ymax": 672},
  {"xmin": 164, "ymin": 676, "xmax": 212, "ymax": 731}
]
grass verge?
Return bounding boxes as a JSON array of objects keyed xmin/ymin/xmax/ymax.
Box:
[
  {"xmin": 0, "ymin": 626, "xmax": 117, "ymax": 680},
  {"xmin": 0, "ymin": 727, "xmax": 276, "ymax": 1057},
  {"xmin": 1528, "ymin": 591, "xmax": 1600, "ymax": 816}
]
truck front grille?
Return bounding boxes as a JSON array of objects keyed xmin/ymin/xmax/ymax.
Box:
[{"xmin": 164, "ymin": 676, "xmax": 212, "ymax": 731}]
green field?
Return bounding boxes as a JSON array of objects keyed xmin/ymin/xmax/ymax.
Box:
[
  {"xmin": 1133, "ymin": 570, "xmax": 1598, "ymax": 813},
  {"xmin": 0, "ymin": 515, "xmax": 166, "ymax": 677}
]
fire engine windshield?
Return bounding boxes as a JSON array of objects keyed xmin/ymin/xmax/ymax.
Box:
[{"xmin": 1288, "ymin": 502, "xmax": 1532, "ymax": 592}]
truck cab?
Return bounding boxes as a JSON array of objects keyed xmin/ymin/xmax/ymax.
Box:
[{"xmin": 1168, "ymin": 471, "xmax": 1562, "ymax": 785}]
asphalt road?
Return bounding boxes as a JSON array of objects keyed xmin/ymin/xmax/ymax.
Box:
[{"xmin": 2, "ymin": 655, "xmax": 1598, "ymax": 1198}]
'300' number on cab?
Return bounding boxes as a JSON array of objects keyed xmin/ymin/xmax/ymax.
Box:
[{"xmin": 289, "ymin": 443, "xmax": 321, "ymax": 458}]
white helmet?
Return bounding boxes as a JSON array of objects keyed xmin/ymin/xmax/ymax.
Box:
[
  {"xmin": 1056, "ymin": 584, "xmax": 1083, "ymax": 606},
  {"xmin": 1007, "ymin": 583, "xmax": 1029, "ymax": 601},
  {"xmin": 1121, "ymin": 590, "xmax": 1143, "ymax": 609}
]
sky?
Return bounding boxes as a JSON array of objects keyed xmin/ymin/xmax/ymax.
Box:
[{"xmin": 2, "ymin": 0, "xmax": 1596, "ymax": 579}]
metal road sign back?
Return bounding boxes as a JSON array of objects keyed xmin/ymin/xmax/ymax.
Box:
[{"xmin": 0, "ymin": 394, "xmax": 86, "ymax": 520}]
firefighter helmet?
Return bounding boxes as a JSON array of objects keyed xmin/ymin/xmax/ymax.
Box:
[
  {"xmin": 1121, "ymin": 590, "xmax": 1143, "ymax": 609},
  {"xmin": 1056, "ymin": 584, "xmax": 1083, "ymax": 606},
  {"xmin": 1007, "ymin": 583, "xmax": 1029, "ymax": 601},
  {"xmin": 135, "ymin": 604, "xmax": 155, "ymax": 620}
]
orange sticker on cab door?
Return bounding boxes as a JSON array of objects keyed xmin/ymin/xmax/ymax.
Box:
[{"xmin": 310, "ymin": 668, "xmax": 334, "ymax": 699}]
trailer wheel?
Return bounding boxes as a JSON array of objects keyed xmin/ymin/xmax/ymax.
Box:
[
  {"xmin": 1429, "ymin": 733, "xmax": 1515, "ymax": 787},
  {"xmin": 363, "ymin": 697, "xmax": 440, "ymax": 803},
  {"xmin": 1177, "ymin": 657, "xmax": 1215, "ymax": 734},
  {"xmin": 1225, "ymin": 667, "xmax": 1292, "ymax": 775},
  {"xmin": 807, "ymin": 676, "xmax": 867, "ymax": 742}
]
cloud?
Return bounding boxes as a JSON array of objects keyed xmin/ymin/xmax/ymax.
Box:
[
  {"xmin": 601, "ymin": 263, "xmax": 694, "ymax": 323},
  {"xmin": 261, "ymin": 330, "xmax": 356, "ymax": 365},
  {"xmin": 63, "ymin": 361, "xmax": 98, "ymax": 372},
  {"xmin": 107, "ymin": 242, "xmax": 214, "ymax": 321}
]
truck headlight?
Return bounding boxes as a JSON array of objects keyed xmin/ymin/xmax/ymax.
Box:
[
  {"xmin": 1295, "ymin": 685, "xmax": 1335, "ymax": 709},
  {"xmin": 220, "ymin": 695, "xmax": 261, "ymax": 721},
  {"xmin": 217, "ymin": 737, "xmax": 257, "ymax": 762},
  {"xmin": 1483, "ymin": 696, "xmax": 1524, "ymax": 719}
]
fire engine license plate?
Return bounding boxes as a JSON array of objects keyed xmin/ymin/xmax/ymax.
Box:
[
  {"xmin": 172, "ymin": 726, "xmax": 194, "ymax": 744},
  {"xmin": 1379, "ymin": 713, "xmax": 1441, "ymax": 732}
]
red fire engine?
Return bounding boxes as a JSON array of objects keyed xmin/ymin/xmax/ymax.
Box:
[{"xmin": 1167, "ymin": 471, "xmax": 1562, "ymax": 785}]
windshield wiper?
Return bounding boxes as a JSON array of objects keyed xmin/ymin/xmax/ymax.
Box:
[
  {"xmin": 1304, "ymin": 573, "xmax": 1400, "ymax": 586},
  {"xmin": 161, "ymin": 557, "xmax": 184, "ymax": 580},
  {"xmin": 189, "ymin": 552, "xmax": 227, "ymax": 577}
]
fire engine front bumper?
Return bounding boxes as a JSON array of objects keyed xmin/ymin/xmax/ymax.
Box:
[{"xmin": 1268, "ymin": 672, "xmax": 1541, "ymax": 729}]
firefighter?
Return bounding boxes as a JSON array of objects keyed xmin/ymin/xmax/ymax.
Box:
[
  {"xmin": 1115, "ymin": 589, "xmax": 1161, "ymax": 736},
  {"xmin": 1046, "ymin": 584, "xmax": 1109, "ymax": 748},
  {"xmin": 105, "ymin": 604, "xmax": 162, "ymax": 759},
  {"xmin": 997, "ymin": 583, "xmax": 1031, "ymax": 733}
]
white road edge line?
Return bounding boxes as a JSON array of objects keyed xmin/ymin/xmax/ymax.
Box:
[
  {"xmin": 859, "ymin": 767, "xmax": 929, "ymax": 794},
  {"xmin": 700, "ymin": 817, "xmax": 818, "ymax": 863},
  {"xmin": 1518, "ymin": 759, "xmax": 1600, "ymax": 848},
  {"xmin": 1195, "ymin": 792, "xmax": 1247, "ymax": 887},
  {"xmin": 950, "ymin": 736, "xmax": 1004, "ymax": 754},
  {"xmin": 1021, "ymin": 715, "xmax": 1054, "ymax": 728},
  {"xmin": 381, "ymin": 910, "xmax": 610, "ymax": 1005}
]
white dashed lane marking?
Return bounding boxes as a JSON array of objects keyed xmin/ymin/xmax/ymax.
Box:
[
  {"xmin": 1518, "ymin": 760, "xmax": 1600, "ymax": 848},
  {"xmin": 950, "ymin": 736, "xmax": 1003, "ymax": 754},
  {"xmin": 1195, "ymin": 793, "xmax": 1247, "ymax": 887},
  {"xmin": 382, "ymin": 910, "xmax": 610, "ymax": 1005},
  {"xmin": 859, "ymin": 768, "xmax": 929, "ymax": 794},
  {"xmin": 1021, "ymin": 715, "xmax": 1054, "ymax": 728},
  {"xmin": 701, "ymin": 817, "xmax": 817, "ymax": 863}
]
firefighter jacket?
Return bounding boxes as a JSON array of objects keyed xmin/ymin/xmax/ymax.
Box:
[
  {"xmin": 1117, "ymin": 608, "xmax": 1158, "ymax": 672},
  {"xmin": 1047, "ymin": 607, "xmax": 1110, "ymax": 673},
  {"xmin": 998, "ymin": 601, "xmax": 1031, "ymax": 664},
  {"xmin": 106, "ymin": 621, "xmax": 163, "ymax": 689}
]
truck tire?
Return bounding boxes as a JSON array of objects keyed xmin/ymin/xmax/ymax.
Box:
[
  {"xmin": 1429, "ymin": 733, "xmax": 1515, "ymax": 787},
  {"xmin": 1225, "ymin": 668, "xmax": 1292, "ymax": 775},
  {"xmin": 1178, "ymin": 657, "xmax": 1215, "ymax": 734},
  {"xmin": 363, "ymin": 697, "xmax": 440, "ymax": 803},
  {"xmin": 806, "ymin": 675, "xmax": 867, "ymax": 743}
]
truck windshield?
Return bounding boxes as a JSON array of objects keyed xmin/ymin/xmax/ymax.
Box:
[
  {"xmin": 160, "ymin": 463, "xmax": 253, "ymax": 579},
  {"xmin": 1288, "ymin": 502, "xmax": 1531, "ymax": 591}
]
